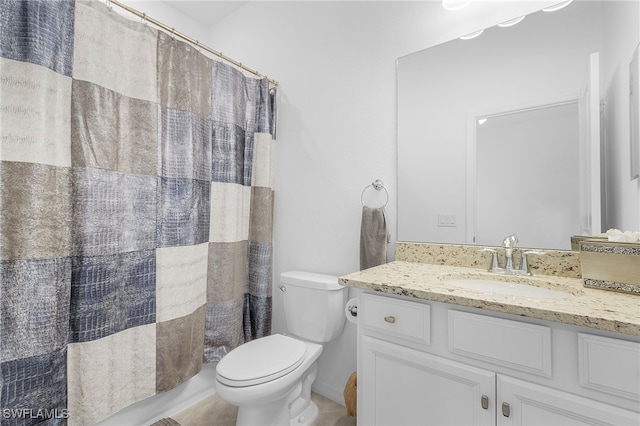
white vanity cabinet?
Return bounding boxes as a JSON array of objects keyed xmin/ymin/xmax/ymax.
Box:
[
  {"xmin": 360, "ymin": 336, "xmax": 495, "ymax": 425},
  {"xmin": 497, "ymin": 375, "xmax": 638, "ymax": 425},
  {"xmin": 357, "ymin": 293, "xmax": 640, "ymax": 426}
]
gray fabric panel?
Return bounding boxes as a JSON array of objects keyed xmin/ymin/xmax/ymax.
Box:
[
  {"xmin": 0, "ymin": 0, "xmax": 75, "ymax": 76},
  {"xmin": 269, "ymin": 87, "xmax": 278, "ymax": 139},
  {"xmin": 0, "ymin": 161, "xmax": 72, "ymax": 261},
  {"xmin": 69, "ymin": 249, "xmax": 156, "ymax": 343},
  {"xmin": 71, "ymin": 167, "xmax": 157, "ymax": 257},
  {"xmin": 157, "ymin": 32, "xmax": 212, "ymax": 118},
  {"xmin": 243, "ymin": 293, "xmax": 271, "ymax": 342},
  {"xmin": 211, "ymin": 62, "xmax": 255, "ymax": 186},
  {"xmin": 159, "ymin": 107, "xmax": 211, "ymax": 181},
  {"xmin": 71, "ymin": 80, "xmax": 158, "ymax": 176},
  {"xmin": 0, "ymin": 348, "xmax": 67, "ymax": 425},
  {"xmin": 156, "ymin": 177, "xmax": 210, "ymax": 247},
  {"xmin": 244, "ymin": 77, "xmax": 271, "ymax": 136},
  {"xmin": 246, "ymin": 241, "xmax": 272, "ymax": 298},
  {"xmin": 1, "ymin": 257, "xmax": 71, "ymax": 361},
  {"xmin": 156, "ymin": 305, "xmax": 205, "ymax": 393},
  {"xmin": 211, "ymin": 123, "xmax": 245, "ymax": 185},
  {"xmin": 211, "ymin": 62, "xmax": 247, "ymax": 129},
  {"xmin": 203, "ymin": 298, "xmax": 244, "ymax": 363},
  {"xmin": 248, "ymin": 187, "xmax": 274, "ymax": 243},
  {"xmin": 207, "ymin": 241, "xmax": 247, "ymax": 303},
  {"xmin": 245, "ymin": 242, "xmax": 272, "ymax": 340}
]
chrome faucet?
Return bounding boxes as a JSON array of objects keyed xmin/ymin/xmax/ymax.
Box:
[
  {"xmin": 502, "ymin": 234, "xmax": 519, "ymax": 273},
  {"xmin": 481, "ymin": 234, "xmax": 544, "ymax": 275},
  {"xmin": 482, "ymin": 234, "xmax": 545, "ymax": 276}
]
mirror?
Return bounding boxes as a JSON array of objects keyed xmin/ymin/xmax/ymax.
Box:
[
  {"xmin": 474, "ymin": 102, "xmax": 581, "ymax": 249},
  {"xmin": 398, "ymin": 0, "xmax": 637, "ymax": 250}
]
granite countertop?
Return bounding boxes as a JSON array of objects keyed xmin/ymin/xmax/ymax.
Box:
[{"xmin": 339, "ymin": 261, "xmax": 640, "ymax": 337}]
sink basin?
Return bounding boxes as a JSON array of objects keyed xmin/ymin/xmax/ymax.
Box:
[{"xmin": 446, "ymin": 279, "xmax": 575, "ymax": 299}]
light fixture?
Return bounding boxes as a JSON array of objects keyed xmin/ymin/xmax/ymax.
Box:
[
  {"xmin": 542, "ymin": 0, "xmax": 573, "ymax": 12},
  {"xmin": 460, "ymin": 29, "xmax": 484, "ymax": 40},
  {"xmin": 442, "ymin": 0, "xmax": 472, "ymax": 11},
  {"xmin": 498, "ymin": 16, "xmax": 525, "ymax": 28}
]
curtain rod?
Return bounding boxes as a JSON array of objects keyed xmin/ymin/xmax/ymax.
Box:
[{"xmin": 107, "ymin": 0, "xmax": 278, "ymax": 87}]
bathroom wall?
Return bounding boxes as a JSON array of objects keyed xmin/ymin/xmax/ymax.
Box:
[{"xmin": 124, "ymin": 0, "xmax": 211, "ymax": 42}]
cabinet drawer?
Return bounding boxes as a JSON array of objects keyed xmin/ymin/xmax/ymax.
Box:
[
  {"xmin": 361, "ymin": 293, "xmax": 430, "ymax": 344},
  {"xmin": 449, "ymin": 310, "xmax": 551, "ymax": 377},
  {"xmin": 579, "ymin": 333, "xmax": 640, "ymax": 401}
]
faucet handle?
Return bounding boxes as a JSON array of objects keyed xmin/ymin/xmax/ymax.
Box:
[
  {"xmin": 480, "ymin": 247, "xmax": 499, "ymax": 271},
  {"xmin": 520, "ymin": 250, "xmax": 545, "ymax": 275}
]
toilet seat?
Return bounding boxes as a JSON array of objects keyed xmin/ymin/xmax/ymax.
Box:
[{"xmin": 216, "ymin": 334, "xmax": 306, "ymax": 387}]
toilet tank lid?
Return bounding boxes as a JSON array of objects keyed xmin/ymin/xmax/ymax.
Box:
[{"xmin": 280, "ymin": 271, "xmax": 344, "ymax": 290}]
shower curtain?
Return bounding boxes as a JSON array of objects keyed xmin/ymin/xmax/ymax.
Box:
[{"xmin": 0, "ymin": 1, "xmax": 276, "ymax": 424}]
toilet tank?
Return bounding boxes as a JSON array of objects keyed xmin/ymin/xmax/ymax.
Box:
[{"xmin": 280, "ymin": 271, "xmax": 348, "ymax": 343}]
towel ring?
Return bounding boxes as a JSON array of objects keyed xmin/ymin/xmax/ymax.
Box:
[{"xmin": 361, "ymin": 179, "xmax": 389, "ymax": 207}]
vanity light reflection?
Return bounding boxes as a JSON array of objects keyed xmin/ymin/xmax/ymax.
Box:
[
  {"xmin": 542, "ymin": 0, "xmax": 574, "ymax": 12},
  {"xmin": 460, "ymin": 0, "xmax": 570, "ymax": 41},
  {"xmin": 459, "ymin": 29, "xmax": 484, "ymax": 40},
  {"xmin": 498, "ymin": 16, "xmax": 525, "ymax": 27},
  {"xmin": 442, "ymin": 0, "xmax": 473, "ymax": 11}
]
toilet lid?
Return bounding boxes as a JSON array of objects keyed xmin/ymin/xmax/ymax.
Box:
[{"xmin": 216, "ymin": 334, "xmax": 306, "ymax": 387}]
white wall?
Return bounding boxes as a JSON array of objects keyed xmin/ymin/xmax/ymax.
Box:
[{"xmin": 122, "ymin": 0, "xmax": 211, "ymax": 42}]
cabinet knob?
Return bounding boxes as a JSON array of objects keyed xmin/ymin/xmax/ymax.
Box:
[
  {"xmin": 384, "ymin": 315, "xmax": 396, "ymax": 324},
  {"xmin": 502, "ymin": 402, "xmax": 511, "ymax": 417},
  {"xmin": 481, "ymin": 395, "xmax": 489, "ymax": 410}
]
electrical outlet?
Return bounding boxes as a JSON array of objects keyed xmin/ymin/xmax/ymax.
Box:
[{"xmin": 437, "ymin": 213, "xmax": 457, "ymax": 227}]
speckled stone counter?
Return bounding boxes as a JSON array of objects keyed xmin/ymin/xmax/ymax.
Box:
[
  {"xmin": 395, "ymin": 241, "xmax": 582, "ymax": 278},
  {"xmin": 340, "ymin": 243, "xmax": 640, "ymax": 337}
]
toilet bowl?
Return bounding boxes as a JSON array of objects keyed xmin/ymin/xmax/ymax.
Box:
[
  {"xmin": 215, "ymin": 271, "xmax": 347, "ymax": 426},
  {"xmin": 216, "ymin": 334, "xmax": 322, "ymax": 425}
]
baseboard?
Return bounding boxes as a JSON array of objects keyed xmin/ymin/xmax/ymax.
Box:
[{"xmin": 311, "ymin": 380, "xmax": 345, "ymax": 407}]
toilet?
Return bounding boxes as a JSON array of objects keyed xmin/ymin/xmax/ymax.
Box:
[{"xmin": 215, "ymin": 271, "xmax": 348, "ymax": 426}]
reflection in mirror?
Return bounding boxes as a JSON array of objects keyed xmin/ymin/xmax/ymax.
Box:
[
  {"xmin": 397, "ymin": 1, "xmax": 638, "ymax": 250},
  {"xmin": 475, "ymin": 102, "xmax": 580, "ymax": 249}
]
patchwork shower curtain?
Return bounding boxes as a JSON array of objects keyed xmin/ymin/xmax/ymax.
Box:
[{"xmin": 0, "ymin": 0, "xmax": 276, "ymax": 424}]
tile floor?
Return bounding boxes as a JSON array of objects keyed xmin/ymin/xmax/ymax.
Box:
[{"xmin": 168, "ymin": 391, "xmax": 356, "ymax": 426}]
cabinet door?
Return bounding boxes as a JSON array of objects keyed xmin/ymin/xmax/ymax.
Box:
[
  {"xmin": 359, "ymin": 336, "xmax": 495, "ymax": 426},
  {"xmin": 497, "ymin": 375, "xmax": 640, "ymax": 426}
]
